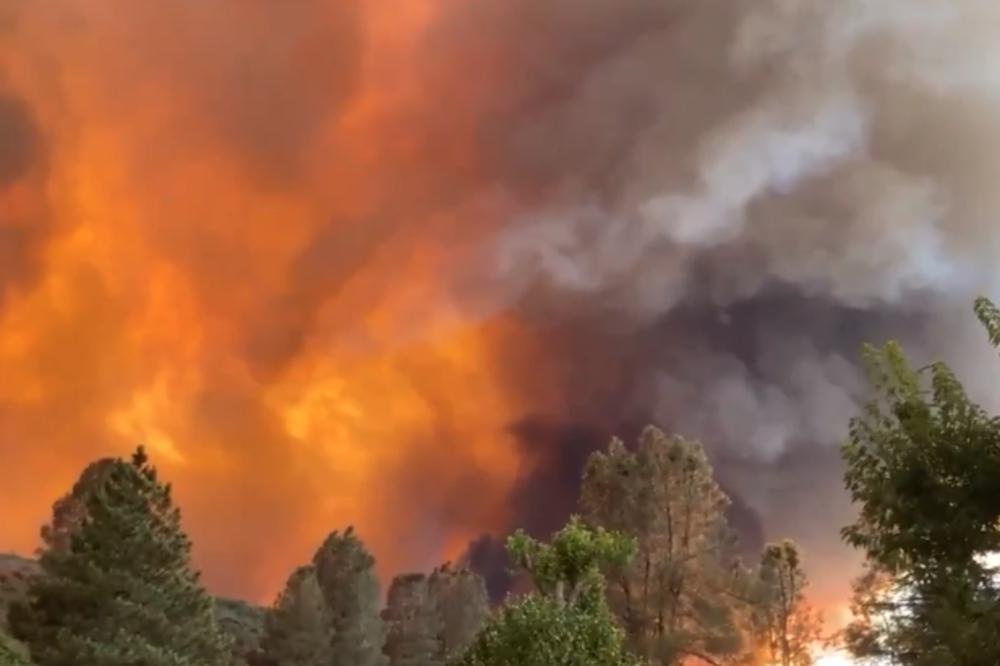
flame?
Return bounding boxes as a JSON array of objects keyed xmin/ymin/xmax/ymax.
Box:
[{"xmin": 0, "ymin": 0, "xmax": 548, "ymax": 601}]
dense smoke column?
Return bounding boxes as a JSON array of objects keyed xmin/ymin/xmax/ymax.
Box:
[{"xmin": 449, "ymin": 0, "xmax": 1000, "ymax": 608}]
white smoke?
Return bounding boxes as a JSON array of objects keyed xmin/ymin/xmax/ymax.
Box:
[{"xmin": 490, "ymin": 0, "xmax": 1000, "ymax": 462}]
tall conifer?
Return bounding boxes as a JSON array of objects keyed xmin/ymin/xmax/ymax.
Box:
[
  {"xmin": 260, "ymin": 565, "xmax": 333, "ymax": 666},
  {"xmin": 312, "ymin": 527, "xmax": 387, "ymax": 666},
  {"xmin": 10, "ymin": 447, "xmax": 231, "ymax": 666}
]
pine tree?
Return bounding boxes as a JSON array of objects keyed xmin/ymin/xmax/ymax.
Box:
[
  {"xmin": 580, "ymin": 426, "xmax": 747, "ymax": 664},
  {"xmin": 427, "ymin": 564, "xmax": 488, "ymax": 661},
  {"xmin": 9, "ymin": 447, "xmax": 231, "ymax": 666},
  {"xmin": 260, "ymin": 565, "xmax": 333, "ymax": 666},
  {"xmin": 751, "ymin": 541, "xmax": 822, "ymax": 666},
  {"xmin": 40, "ymin": 458, "xmax": 116, "ymax": 552},
  {"xmin": 312, "ymin": 527, "xmax": 388, "ymax": 666},
  {"xmin": 382, "ymin": 574, "xmax": 441, "ymax": 666}
]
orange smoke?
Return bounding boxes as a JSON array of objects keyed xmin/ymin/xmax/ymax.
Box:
[{"xmin": 0, "ymin": 0, "xmax": 555, "ymax": 601}]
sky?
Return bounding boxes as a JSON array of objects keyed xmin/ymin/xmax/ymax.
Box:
[{"xmin": 2, "ymin": 0, "xmax": 1000, "ymax": 630}]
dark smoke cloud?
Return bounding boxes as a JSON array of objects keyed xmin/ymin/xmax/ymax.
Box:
[
  {"xmin": 440, "ymin": 0, "xmax": 1000, "ymax": 606},
  {"xmin": 0, "ymin": 89, "xmax": 47, "ymax": 302},
  {"xmin": 463, "ymin": 417, "xmax": 768, "ymax": 602},
  {"xmin": 505, "ymin": 418, "xmax": 607, "ymax": 537},
  {"xmin": 460, "ymin": 535, "xmax": 510, "ymax": 603},
  {"xmin": 0, "ymin": 93, "xmax": 38, "ymax": 187}
]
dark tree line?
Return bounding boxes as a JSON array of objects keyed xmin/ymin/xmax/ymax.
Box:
[
  {"xmin": 1, "ymin": 429, "xmax": 821, "ymax": 666},
  {"xmin": 8, "ymin": 297, "xmax": 1000, "ymax": 664}
]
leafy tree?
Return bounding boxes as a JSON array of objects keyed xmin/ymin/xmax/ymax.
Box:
[
  {"xmin": 581, "ymin": 426, "xmax": 747, "ymax": 664},
  {"xmin": 260, "ymin": 565, "xmax": 332, "ymax": 666},
  {"xmin": 456, "ymin": 516, "xmax": 640, "ymax": 666},
  {"xmin": 840, "ymin": 298, "xmax": 1000, "ymax": 664},
  {"xmin": 0, "ymin": 631, "xmax": 29, "ymax": 666},
  {"xmin": 427, "ymin": 564, "xmax": 488, "ymax": 661},
  {"xmin": 506, "ymin": 516, "xmax": 634, "ymax": 608},
  {"xmin": 9, "ymin": 446, "xmax": 231, "ymax": 666},
  {"xmin": 751, "ymin": 541, "xmax": 822, "ymax": 666},
  {"xmin": 312, "ymin": 527, "xmax": 388, "ymax": 666},
  {"xmin": 382, "ymin": 574, "xmax": 441, "ymax": 666}
]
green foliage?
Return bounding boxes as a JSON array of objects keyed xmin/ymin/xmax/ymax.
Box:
[
  {"xmin": 974, "ymin": 296, "xmax": 1000, "ymax": 348},
  {"xmin": 456, "ymin": 519, "xmax": 639, "ymax": 666},
  {"xmin": 380, "ymin": 564, "xmax": 489, "ymax": 666},
  {"xmin": 39, "ymin": 459, "xmax": 117, "ymax": 553},
  {"xmin": 0, "ymin": 555, "xmax": 38, "ymax": 635},
  {"xmin": 455, "ymin": 593, "xmax": 640, "ymax": 666},
  {"xmin": 751, "ymin": 541, "xmax": 822, "ymax": 666},
  {"xmin": 260, "ymin": 566, "xmax": 332, "ymax": 666},
  {"xmin": 581, "ymin": 426, "xmax": 747, "ymax": 664},
  {"xmin": 9, "ymin": 446, "xmax": 231, "ymax": 666},
  {"xmin": 382, "ymin": 574, "xmax": 441, "ymax": 666},
  {"xmin": 507, "ymin": 515, "xmax": 634, "ymax": 607},
  {"xmin": 312, "ymin": 527, "xmax": 388, "ymax": 666},
  {"xmin": 214, "ymin": 597, "xmax": 266, "ymax": 664},
  {"xmin": 0, "ymin": 630, "xmax": 29, "ymax": 666},
  {"xmin": 841, "ymin": 300, "xmax": 1000, "ymax": 664},
  {"xmin": 427, "ymin": 565, "xmax": 488, "ymax": 661}
]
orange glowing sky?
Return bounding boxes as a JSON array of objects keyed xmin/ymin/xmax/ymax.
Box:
[
  {"xmin": 0, "ymin": 0, "xmax": 872, "ymax": 621},
  {"xmin": 0, "ymin": 0, "xmax": 560, "ymax": 601}
]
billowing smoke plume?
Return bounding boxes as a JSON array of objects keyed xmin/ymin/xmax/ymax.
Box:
[{"xmin": 1, "ymin": 0, "xmax": 999, "ymax": 613}]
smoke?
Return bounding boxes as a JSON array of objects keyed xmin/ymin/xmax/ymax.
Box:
[
  {"xmin": 444, "ymin": 0, "xmax": 1000, "ymax": 605},
  {"xmin": 0, "ymin": 88, "xmax": 47, "ymax": 302},
  {"xmin": 0, "ymin": 94, "xmax": 37, "ymax": 187},
  {"xmin": 2, "ymin": 0, "xmax": 1000, "ymax": 613}
]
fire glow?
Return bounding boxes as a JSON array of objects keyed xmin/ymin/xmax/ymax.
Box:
[{"xmin": 0, "ymin": 0, "xmax": 543, "ymax": 599}]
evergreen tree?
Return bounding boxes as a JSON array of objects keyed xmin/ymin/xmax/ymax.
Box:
[
  {"xmin": 382, "ymin": 574, "xmax": 441, "ymax": 666},
  {"xmin": 0, "ymin": 631, "xmax": 29, "ymax": 666},
  {"xmin": 9, "ymin": 446, "xmax": 231, "ymax": 666},
  {"xmin": 840, "ymin": 298, "xmax": 1000, "ymax": 664},
  {"xmin": 457, "ymin": 516, "xmax": 639, "ymax": 666},
  {"xmin": 427, "ymin": 564, "xmax": 488, "ymax": 661},
  {"xmin": 751, "ymin": 541, "xmax": 822, "ymax": 666},
  {"xmin": 40, "ymin": 458, "xmax": 116, "ymax": 552},
  {"xmin": 312, "ymin": 527, "xmax": 387, "ymax": 666},
  {"xmin": 260, "ymin": 565, "xmax": 332, "ymax": 666},
  {"xmin": 581, "ymin": 426, "xmax": 747, "ymax": 664}
]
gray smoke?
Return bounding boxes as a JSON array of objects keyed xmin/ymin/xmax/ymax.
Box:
[
  {"xmin": 462, "ymin": 0, "xmax": 1000, "ymax": 475},
  {"xmin": 433, "ymin": 0, "xmax": 1000, "ymax": 605}
]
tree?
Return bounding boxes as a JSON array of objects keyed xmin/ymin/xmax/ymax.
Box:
[
  {"xmin": 0, "ymin": 631, "xmax": 29, "ymax": 666},
  {"xmin": 382, "ymin": 574, "xmax": 441, "ymax": 666},
  {"xmin": 260, "ymin": 565, "xmax": 333, "ymax": 666},
  {"xmin": 39, "ymin": 458, "xmax": 116, "ymax": 552},
  {"xmin": 456, "ymin": 516, "xmax": 640, "ymax": 666},
  {"xmin": 380, "ymin": 564, "xmax": 489, "ymax": 666},
  {"xmin": 312, "ymin": 527, "xmax": 388, "ymax": 666},
  {"xmin": 427, "ymin": 564, "xmax": 488, "ymax": 661},
  {"xmin": 9, "ymin": 446, "xmax": 231, "ymax": 666},
  {"xmin": 840, "ymin": 298, "xmax": 1000, "ymax": 664},
  {"xmin": 581, "ymin": 426, "xmax": 748, "ymax": 664},
  {"xmin": 751, "ymin": 541, "xmax": 821, "ymax": 666}
]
